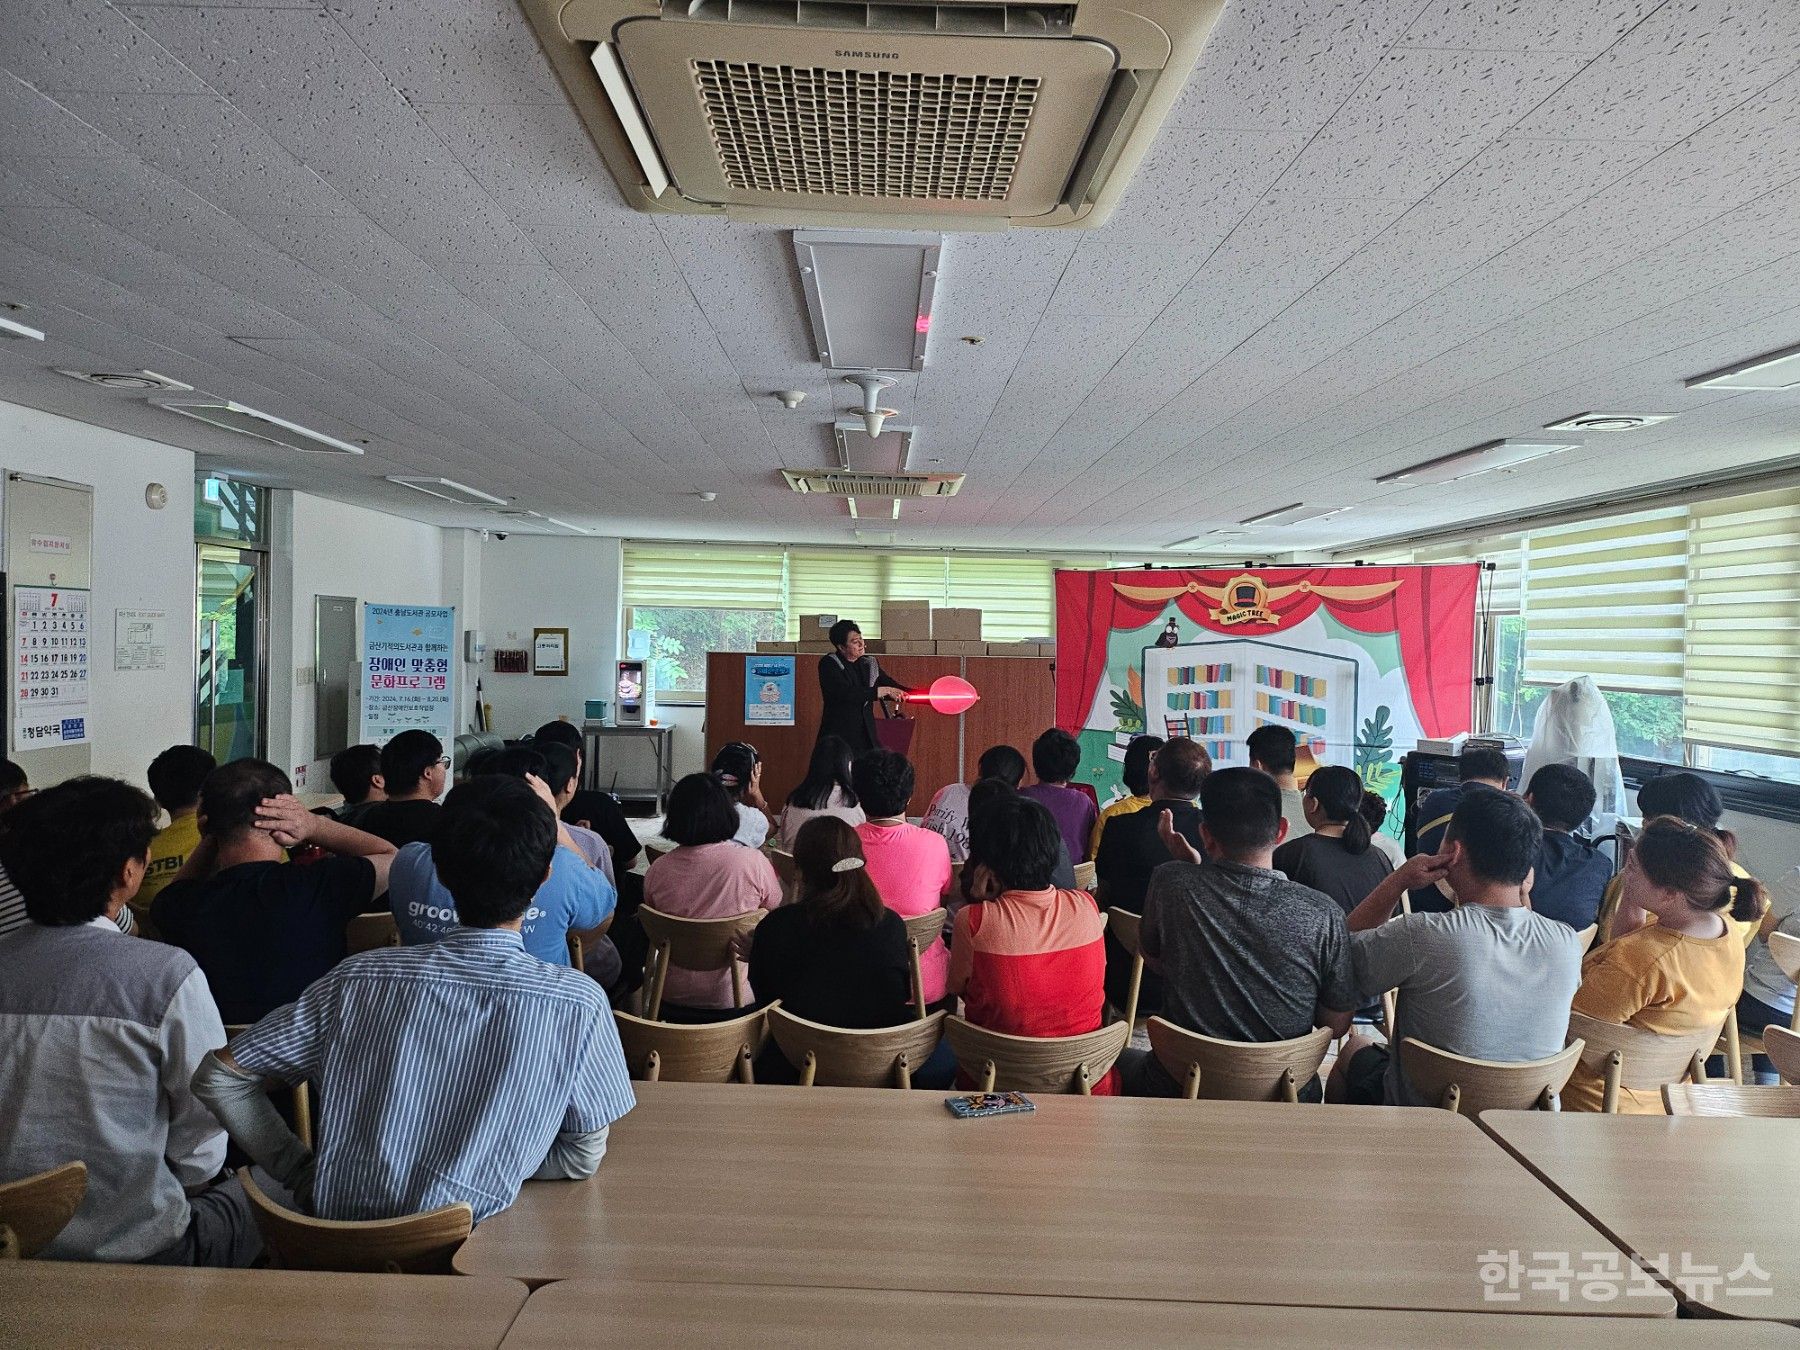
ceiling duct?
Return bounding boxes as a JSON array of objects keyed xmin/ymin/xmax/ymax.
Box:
[
  {"xmin": 515, "ymin": 0, "xmax": 1229, "ymax": 229},
  {"xmin": 784, "ymin": 468, "xmax": 963, "ymax": 497}
]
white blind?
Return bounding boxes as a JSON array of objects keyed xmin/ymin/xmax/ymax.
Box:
[
  {"xmin": 1413, "ymin": 533, "xmax": 1524, "ymax": 613},
  {"xmin": 1683, "ymin": 485, "xmax": 1800, "ymax": 755},
  {"xmin": 787, "ymin": 549, "xmax": 888, "ymax": 636},
  {"xmin": 621, "ymin": 542, "xmax": 785, "ymax": 611},
  {"xmin": 948, "ymin": 554, "xmax": 1060, "ymax": 639},
  {"xmin": 1522, "ymin": 506, "xmax": 1687, "ymax": 693}
]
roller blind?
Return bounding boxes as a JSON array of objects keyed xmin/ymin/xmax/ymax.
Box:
[
  {"xmin": 621, "ymin": 542, "xmax": 785, "ymax": 611},
  {"xmin": 947, "ymin": 554, "xmax": 1060, "ymax": 639},
  {"xmin": 787, "ymin": 549, "xmax": 888, "ymax": 637},
  {"xmin": 1413, "ymin": 533, "xmax": 1524, "ymax": 613},
  {"xmin": 1522, "ymin": 505, "xmax": 1687, "ymax": 693},
  {"xmin": 1683, "ymin": 485, "xmax": 1800, "ymax": 755}
]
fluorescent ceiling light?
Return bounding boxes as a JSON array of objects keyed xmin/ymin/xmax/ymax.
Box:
[
  {"xmin": 387, "ymin": 476, "xmax": 508, "ymax": 507},
  {"xmin": 154, "ymin": 399, "xmax": 366, "ymax": 455},
  {"xmin": 541, "ymin": 516, "xmax": 588, "ymax": 534},
  {"xmin": 794, "ymin": 230, "xmax": 942, "ymax": 372},
  {"xmin": 1376, "ymin": 440, "xmax": 1576, "ymax": 486},
  {"xmin": 1166, "ymin": 529, "xmax": 1249, "ymax": 549},
  {"xmin": 0, "ymin": 315, "xmax": 46, "ymax": 341},
  {"xmin": 1239, "ymin": 503, "xmax": 1347, "ymax": 528},
  {"xmin": 1686, "ymin": 341, "xmax": 1800, "ymax": 391}
]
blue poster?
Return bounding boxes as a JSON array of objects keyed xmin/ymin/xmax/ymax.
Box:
[
  {"xmin": 744, "ymin": 655, "xmax": 796, "ymax": 726},
  {"xmin": 360, "ymin": 604, "xmax": 456, "ymax": 746}
]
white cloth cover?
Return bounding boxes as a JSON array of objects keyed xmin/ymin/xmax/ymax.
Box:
[{"xmin": 1521, "ymin": 676, "xmax": 1628, "ymax": 837}]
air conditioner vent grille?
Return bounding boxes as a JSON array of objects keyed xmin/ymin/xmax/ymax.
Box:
[
  {"xmin": 784, "ymin": 468, "xmax": 963, "ymax": 497},
  {"xmin": 695, "ymin": 60, "xmax": 1039, "ymax": 201}
]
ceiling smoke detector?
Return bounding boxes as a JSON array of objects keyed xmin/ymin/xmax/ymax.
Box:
[
  {"xmin": 57, "ymin": 368, "xmax": 194, "ymax": 392},
  {"xmin": 773, "ymin": 390, "xmax": 806, "ymax": 410},
  {"xmin": 1544, "ymin": 412, "xmax": 1672, "ymax": 432}
]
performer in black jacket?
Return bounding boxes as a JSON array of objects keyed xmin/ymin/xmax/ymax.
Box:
[{"xmin": 816, "ymin": 619, "xmax": 910, "ymax": 755}]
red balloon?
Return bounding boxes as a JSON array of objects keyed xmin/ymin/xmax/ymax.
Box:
[{"xmin": 902, "ymin": 674, "xmax": 980, "ymax": 716}]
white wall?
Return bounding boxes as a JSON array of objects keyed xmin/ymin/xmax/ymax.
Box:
[
  {"xmin": 0, "ymin": 402, "xmax": 196, "ymax": 786},
  {"xmin": 477, "ymin": 534, "xmax": 622, "ymax": 734}
]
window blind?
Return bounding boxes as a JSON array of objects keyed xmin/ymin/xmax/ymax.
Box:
[
  {"xmin": 947, "ymin": 554, "xmax": 1060, "ymax": 639},
  {"xmin": 1522, "ymin": 506, "xmax": 1687, "ymax": 693},
  {"xmin": 621, "ymin": 542, "xmax": 785, "ymax": 611},
  {"xmin": 1683, "ymin": 485, "xmax": 1800, "ymax": 755},
  {"xmin": 1412, "ymin": 533, "xmax": 1524, "ymax": 613},
  {"xmin": 787, "ymin": 549, "xmax": 888, "ymax": 637}
]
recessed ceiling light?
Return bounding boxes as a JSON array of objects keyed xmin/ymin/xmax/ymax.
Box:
[
  {"xmin": 1544, "ymin": 412, "xmax": 1673, "ymax": 432},
  {"xmin": 0, "ymin": 314, "xmax": 46, "ymax": 341},
  {"xmin": 1686, "ymin": 341, "xmax": 1800, "ymax": 391},
  {"xmin": 1376, "ymin": 440, "xmax": 1576, "ymax": 486},
  {"xmin": 386, "ymin": 476, "xmax": 508, "ymax": 507},
  {"xmin": 152, "ymin": 398, "xmax": 365, "ymax": 454},
  {"xmin": 1239, "ymin": 503, "xmax": 1347, "ymax": 528}
]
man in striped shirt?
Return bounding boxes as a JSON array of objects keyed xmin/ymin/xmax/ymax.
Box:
[{"xmin": 193, "ymin": 774, "xmax": 635, "ymax": 1223}]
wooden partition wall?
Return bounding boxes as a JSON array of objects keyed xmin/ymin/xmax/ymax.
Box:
[{"xmin": 704, "ymin": 651, "xmax": 1058, "ymax": 815}]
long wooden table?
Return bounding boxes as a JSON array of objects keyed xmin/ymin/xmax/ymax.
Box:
[
  {"xmin": 503, "ymin": 1280, "xmax": 1800, "ymax": 1348},
  {"xmin": 454, "ymin": 1082, "xmax": 1675, "ymax": 1316},
  {"xmin": 0, "ymin": 1262, "xmax": 529, "ymax": 1347},
  {"xmin": 1481, "ymin": 1110, "xmax": 1800, "ymax": 1324}
]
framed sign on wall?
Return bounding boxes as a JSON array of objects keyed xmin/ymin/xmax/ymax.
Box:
[{"xmin": 533, "ymin": 627, "xmax": 569, "ymax": 676}]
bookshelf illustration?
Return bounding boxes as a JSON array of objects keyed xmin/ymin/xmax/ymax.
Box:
[{"xmin": 1142, "ymin": 640, "xmax": 1360, "ymax": 767}]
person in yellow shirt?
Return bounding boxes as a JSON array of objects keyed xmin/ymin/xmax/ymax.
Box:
[
  {"xmin": 135, "ymin": 745, "xmax": 217, "ymax": 919},
  {"xmin": 1090, "ymin": 734, "xmax": 1162, "ymax": 859},
  {"xmin": 1595, "ymin": 773, "xmax": 1765, "ymax": 945},
  {"xmin": 1564, "ymin": 815, "xmax": 1764, "ymax": 1113}
]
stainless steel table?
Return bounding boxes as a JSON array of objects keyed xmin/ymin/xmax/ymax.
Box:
[{"xmin": 581, "ymin": 722, "xmax": 673, "ymax": 815}]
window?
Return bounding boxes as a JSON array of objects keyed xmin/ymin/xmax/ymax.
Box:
[
  {"xmin": 628, "ymin": 605, "xmax": 785, "ymax": 702},
  {"xmin": 622, "ymin": 543, "xmax": 787, "ymax": 705},
  {"xmin": 195, "ymin": 475, "xmax": 268, "ymax": 545}
]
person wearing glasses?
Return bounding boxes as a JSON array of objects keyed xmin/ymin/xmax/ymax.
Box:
[{"xmin": 351, "ymin": 730, "xmax": 450, "ymax": 847}]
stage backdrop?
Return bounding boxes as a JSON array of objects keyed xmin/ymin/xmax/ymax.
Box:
[{"xmin": 1054, "ymin": 566, "xmax": 1479, "ymax": 815}]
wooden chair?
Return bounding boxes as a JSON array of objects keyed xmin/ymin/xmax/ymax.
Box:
[
  {"xmin": 943, "ymin": 1016, "xmax": 1129, "ymax": 1096},
  {"xmin": 1574, "ymin": 923, "xmax": 1598, "ymax": 953},
  {"xmin": 1567, "ymin": 1011, "xmax": 1724, "ymax": 1113},
  {"xmin": 1765, "ymin": 1025, "xmax": 1800, "ymax": 1084},
  {"xmin": 613, "ymin": 1005, "xmax": 770, "ymax": 1084},
  {"xmin": 0, "ymin": 1161, "xmax": 86, "ymax": 1260},
  {"xmin": 767, "ymin": 1008, "xmax": 946, "ymax": 1089},
  {"xmin": 566, "ymin": 931, "xmax": 584, "ymax": 969},
  {"xmin": 1722, "ymin": 934, "xmax": 1800, "ymax": 1078},
  {"xmin": 1398, "ymin": 1037, "xmax": 1585, "ymax": 1115},
  {"xmin": 644, "ymin": 837, "xmax": 676, "ymax": 862},
  {"xmin": 765, "ymin": 846, "xmax": 797, "ymax": 899},
  {"xmin": 344, "ymin": 912, "xmax": 399, "ymax": 955},
  {"xmin": 239, "ymin": 1169, "xmax": 471, "ymax": 1274},
  {"xmin": 1769, "ymin": 933, "xmax": 1800, "ymax": 1028},
  {"xmin": 1147, "ymin": 1020, "xmax": 1333, "ymax": 1103},
  {"xmin": 225, "ymin": 1025, "xmax": 314, "ymax": 1150},
  {"xmin": 1106, "ymin": 908, "xmax": 1145, "ymax": 1027},
  {"xmin": 637, "ymin": 905, "xmax": 766, "ymax": 1019},
  {"xmin": 1071, "ymin": 860, "xmax": 1097, "ymax": 892},
  {"xmin": 1662, "ymin": 1082, "xmax": 1800, "ymax": 1117},
  {"xmin": 900, "ymin": 908, "xmax": 948, "ymax": 1020}
]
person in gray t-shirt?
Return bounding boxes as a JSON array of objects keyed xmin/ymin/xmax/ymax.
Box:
[
  {"xmin": 1128, "ymin": 767, "xmax": 1360, "ymax": 1097},
  {"xmin": 1329, "ymin": 786, "xmax": 1583, "ymax": 1107}
]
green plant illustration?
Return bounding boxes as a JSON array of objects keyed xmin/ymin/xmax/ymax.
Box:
[
  {"xmin": 1355, "ymin": 704, "xmax": 1401, "ymax": 799},
  {"xmin": 1109, "ymin": 685, "xmax": 1145, "ymax": 734}
]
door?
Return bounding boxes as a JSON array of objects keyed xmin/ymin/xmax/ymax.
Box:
[
  {"xmin": 313, "ymin": 594, "xmax": 356, "ymax": 759},
  {"xmin": 196, "ymin": 543, "xmax": 266, "ymax": 763}
]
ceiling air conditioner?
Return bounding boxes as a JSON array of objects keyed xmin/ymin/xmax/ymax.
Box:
[
  {"xmin": 516, "ymin": 0, "xmax": 1226, "ymax": 229},
  {"xmin": 783, "ymin": 468, "xmax": 963, "ymax": 497}
]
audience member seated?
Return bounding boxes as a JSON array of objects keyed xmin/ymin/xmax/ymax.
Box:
[
  {"xmin": 924, "ymin": 744, "xmax": 1025, "ymax": 863},
  {"xmin": 139, "ymin": 745, "xmax": 217, "ymax": 908},
  {"xmin": 749, "ymin": 817, "xmax": 913, "ymax": 1080},
  {"xmin": 1596, "ymin": 773, "xmax": 1765, "ymax": 945},
  {"xmin": 1521, "ymin": 763, "xmax": 1612, "ymax": 930},
  {"xmin": 1019, "ymin": 728, "xmax": 1098, "ymax": 864},
  {"xmin": 352, "ymin": 730, "xmax": 448, "ymax": 846},
  {"xmin": 1329, "ymin": 788, "xmax": 1582, "ymax": 1106},
  {"xmin": 193, "ymin": 775, "xmax": 636, "ymax": 1223},
  {"xmin": 947, "ymin": 795, "xmax": 1117, "ymax": 1094},
  {"xmin": 1740, "ymin": 867, "xmax": 1800, "ymax": 1084},
  {"xmin": 1562, "ymin": 816, "xmax": 1760, "ymax": 1113},
  {"xmin": 960, "ymin": 778, "xmax": 1077, "ymax": 899},
  {"xmin": 1245, "ymin": 725, "xmax": 1312, "ymax": 844},
  {"xmin": 0, "ymin": 777, "xmax": 259, "ymax": 1266},
  {"xmin": 1123, "ymin": 768, "xmax": 1357, "ymax": 1099},
  {"xmin": 854, "ymin": 749, "xmax": 954, "ymax": 1004},
  {"xmin": 1272, "ymin": 765, "xmax": 1392, "ymax": 916},
  {"xmin": 776, "ymin": 734, "xmax": 866, "ymax": 850},
  {"xmin": 1360, "ymin": 790, "xmax": 1406, "ymax": 869},
  {"xmin": 711, "ymin": 741, "xmax": 772, "ymax": 849},
  {"xmin": 532, "ymin": 720, "xmax": 642, "ymax": 876},
  {"xmin": 392, "ymin": 752, "xmax": 615, "ymax": 973},
  {"xmin": 1, "ymin": 758, "xmax": 135, "ymax": 937},
  {"xmin": 1090, "ymin": 735, "xmax": 1163, "ymax": 859},
  {"xmin": 152, "ymin": 761, "xmax": 396, "ymax": 1024},
  {"xmin": 1406, "ymin": 746, "xmax": 1510, "ymax": 914},
  {"xmin": 327, "ymin": 743, "xmax": 385, "ymax": 820},
  {"xmin": 642, "ymin": 773, "xmax": 782, "ymax": 1017},
  {"xmin": 1094, "ymin": 737, "xmax": 1209, "ymax": 912},
  {"xmin": 498, "ymin": 744, "xmax": 614, "ymax": 884}
]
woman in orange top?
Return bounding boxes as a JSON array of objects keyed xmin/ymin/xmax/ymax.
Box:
[{"xmin": 1563, "ymin": 816, "xmax": 1765, "ymax": 1113}]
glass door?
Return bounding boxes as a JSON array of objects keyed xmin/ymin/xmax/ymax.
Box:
[{"xmin": 196, "ymin": 543, "xmax": 267, "ymax": 762}]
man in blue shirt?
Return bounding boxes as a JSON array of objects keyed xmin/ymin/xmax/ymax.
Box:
[
  {"xmin": 389, "ymin": 766, "xmax": 614, "ymax": 967},
  {"xmin": 1408, "ymin": 747, "xmax": 1510, "ymax": 913},
  {"xmin": 193, "ymin": 775, "xmax": 636, "ymax": 1224},
  {"xmin": 1522, "ymin": 763, "xmax": 1613, "ymax": 931}
]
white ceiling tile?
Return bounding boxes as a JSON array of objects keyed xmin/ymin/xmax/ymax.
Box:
[
  {"xmin": 0, "ymin": 0, "xmax": 212, "ymax": 95},
  {"xmin": 1398, "ymin": 0, "xmax": 1663, "ymax": 57}
]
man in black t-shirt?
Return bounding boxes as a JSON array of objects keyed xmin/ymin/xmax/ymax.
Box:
[
  {"xmin": 351, "ymin": 731, "xmax": 446, "ymax": 847},
  {"xmin": 152, "ymin": 760, "xmax": 395, "ymax": 1024},
  {"xmin": 532, "ymin": 721, "xmax": 642, "ymax": 876}
]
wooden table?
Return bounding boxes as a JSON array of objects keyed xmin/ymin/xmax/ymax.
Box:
[
  {"xmin": 0, "ymin": 1262, "xmax": 529, "ymax": 1347},
  {"xmin": 454, "ymin": 1082, "xmax": 1674, "ymax": 1316},
  {"xmin": 1482, "ymin": 1110, "xmax": 1800, "ymax": 1323},
  {"xmin": 503, "ymin": 1279, "xmax": 1800, "ymax": 1348}
]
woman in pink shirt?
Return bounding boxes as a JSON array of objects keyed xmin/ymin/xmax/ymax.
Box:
[
  {"xmin": 643, "ymin": 773, "xmax": 782, "ymax": 1014},
  {"xmin": 852, "ymin": 750, "xmax": 954, "ymax": 1005}
]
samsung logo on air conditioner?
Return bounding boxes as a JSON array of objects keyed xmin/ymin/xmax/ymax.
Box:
[{"xmin": 837, "ymin": 49, "xmax": 899, "ymax": 59}]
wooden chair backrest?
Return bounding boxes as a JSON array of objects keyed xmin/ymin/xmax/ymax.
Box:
[
  {"xmin": 1574, "ymin": 923, "xmax": 1598, "ymax": 953},
  {"xmin": 1071, "ymin": 861, "xmax": 1097, "ymax": 893},
  {"xmin": 225, "ymin": 1026, "xmax": 314, "ymax": 1149},
  {"xmin": 644, "ymin": 838, "xmax": 676, "ymax": 861},
  {"xmin": 1764, "ymin": 1025, "xmax": 1800, "ymax": 1083},
  {"xmin": 1398, "ymin": 1037, "xmax": 1585, "ymax": 1115},
  {"xmin": 638, "ymin": 906, "xmax": 766, "ymax": 972},
  {"xmin": 901, "ymin": 907, "xmax": 949, "ymax": 1020},
  {"xmin": 767, "ymin": 1008, "xmax": 946, "ymax": 1089},
  {"xmin": 1147, "ymin": 1019, "xmax": 1333, "ymax": 1103},
  {"xmin": 1568, "ymin": 1011, "xmax": 1722, "ymax": 1108},
  {"xmin": 1106, "ymin": 908, "xmax": 1145, "ymax": 1027},
  {"xmin": 613, "ymin": 1006, "xmax": 770, "ymax": 1084},
  {"xmin": 765, "ymin": 847, "xmax": 797, "ymax": 892},
  {"xmin": 1662, "ymin": 1083, "xmax": 1800, "ymax": 1117},
  {"xmin": 1769, "ymin": 931, "xmax": 1800, "ymax": 987},
  {"xmin": 0, "ymin": 1161, "xmax": 86, "ymax": 1259},
  {"xmin": 345, "ymin": 912, "xmax": 399, "ymax": 955},
  {"xmin": 943, "ymin": 1016, "xmax": 1129, "ymax": 1095},
  {"xmin": 239, "ymin": 1169, "xmax": 471, "ymax": 1274}
]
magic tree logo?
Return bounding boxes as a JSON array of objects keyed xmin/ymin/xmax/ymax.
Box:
[{"xmin": 1209, "ymin": 574, "xmax": 1279, "ymax": 626}]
